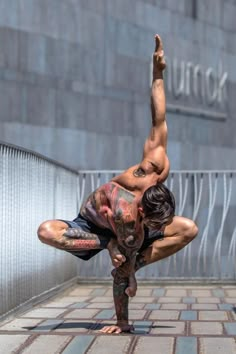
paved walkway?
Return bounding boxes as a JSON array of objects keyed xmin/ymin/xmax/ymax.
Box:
[{"xmin": 1, "ymin": 284, "xmax": 236, "ymax": 353}]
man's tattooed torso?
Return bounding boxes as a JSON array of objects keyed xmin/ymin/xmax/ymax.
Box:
[{"xmin": 80, "ymin": 182, "xmax": 144, "ymax": 254}]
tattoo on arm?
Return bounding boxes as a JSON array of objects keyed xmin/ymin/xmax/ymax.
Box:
[
  {"xmin": 113, "ymin": 271, "xmax": 129, "ymax": 325},
  {"xmin": 112, "ymin": 250, "xmax": 139, "ymax": 324}
]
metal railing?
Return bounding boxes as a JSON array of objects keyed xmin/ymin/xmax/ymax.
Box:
[
  {"xmin": 1, "ymin": 143, "xmax": 236, "ymax": 317},
  {"xmin": 0, "ymin": 142, "xmax": 79, "ymax": 318},
  {"xmin": 75, "ymin": 170, "xmax": 236, "ymax": 282}
]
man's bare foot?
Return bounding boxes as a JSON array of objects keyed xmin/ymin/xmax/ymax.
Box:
[
  {"xmin": 153, "ymin": 34, "xmax": 166, "ymax": 71},
  {"xmin": 125, "ymin": 273, "xmax": 137, "ymax": 297},
  {"xmin": 111, "ymin": 269, "xmax": 137, "ymax": 297},
  {"xmin": 107, "ymin": 239, "xmax": 126, "ymax": 267}
]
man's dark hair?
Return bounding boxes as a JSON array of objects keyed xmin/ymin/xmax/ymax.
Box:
[{"xmin": 141, "ymin": 183, "xmax": 175, "ymax": 230}]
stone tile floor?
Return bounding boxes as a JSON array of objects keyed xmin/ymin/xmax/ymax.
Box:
[{"xmin": 1, "ymin": 284, "xmax": 236, "ymax": 353}]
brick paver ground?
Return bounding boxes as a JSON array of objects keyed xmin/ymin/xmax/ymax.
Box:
[{"xmin": 1, "ymin": 284, "xmax": 236, "ymax": 353}]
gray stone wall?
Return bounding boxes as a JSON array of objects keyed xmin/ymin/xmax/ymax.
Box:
[{"xmin": 0, "ymin": 0, "xmax": 235, "ymax": 170}]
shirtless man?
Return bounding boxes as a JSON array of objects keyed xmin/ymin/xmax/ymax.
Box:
[{"xmin": 38, "ymin": 35, "xmax": 198, "ymax": 334}]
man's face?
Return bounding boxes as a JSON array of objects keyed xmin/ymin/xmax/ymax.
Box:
[
  {"xmin": 139, "ymin": 207, "xmax": 160, "ymax": 229},
  {"xmin": 143, "ymin": 215, "xmax": 173, "ymax": 231},
  {"xmin": 138, "ymin": 206, "xmax": 173, "ymax": 230},
  {"xmin": 142, "ymin": 215, "xmax": 161, "ymax": 230}
]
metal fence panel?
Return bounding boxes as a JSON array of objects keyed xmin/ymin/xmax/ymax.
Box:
[
  {"xmin": 0, "ymin": 143, "xmax": 79, "ymax": 318},
  {"xmin": 2, "ymin": 146, "xmax": 236, "ymax": 318},
  {"xmin": 75, "ymin": 170, "xmax": 236, "ymax": 281}
]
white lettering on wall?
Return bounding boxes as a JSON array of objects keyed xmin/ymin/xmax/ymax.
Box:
[{"xmin": 150, "ymin": 57, "xmax": 228, "ymax": 119}]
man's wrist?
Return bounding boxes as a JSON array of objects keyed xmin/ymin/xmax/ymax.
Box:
[
  {"xmin": 116, "ymin": 321, "xmax": 134, "ymax": 332},
  {"xmin": 116, "ymin": 320, "xmax": 129, "ymax": 326},
  {"xmin": 153, "ymin": 70, "xmax": 164, "ymax": 80}
]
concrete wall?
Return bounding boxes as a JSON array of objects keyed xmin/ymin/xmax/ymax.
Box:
[{"xmin": 0, "ymin": 0, "xmax": 235, "ymax": 170}]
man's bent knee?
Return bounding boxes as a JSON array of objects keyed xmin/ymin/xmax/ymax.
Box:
[
  {"xmin": 37, "ymin": 220, "xmax": 61, "ymax": 244},
  {"xmin": 182, "ymin": 219, "xmax": 198, "ymax": 241}
]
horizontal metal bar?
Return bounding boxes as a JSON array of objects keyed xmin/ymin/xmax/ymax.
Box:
[
  {"xmin": 0, "ymin": 140, "xmax": 78, "ymax": 174},
  {"xmin": 79, "ymin": 170, "xmax": 236, "ymax": 174}
]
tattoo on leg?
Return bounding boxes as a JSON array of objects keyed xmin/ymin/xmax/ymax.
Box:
[
  {"xmin": 51, "ymin": 228, "xmax": 110, "ymax": 250},
  {"xmin": 64, "ymin": 228, "xmax": 100, "ymax": 240},
  {"xmin": 54, "ymin": 235, "xmax": 100, "ymax": 250}
]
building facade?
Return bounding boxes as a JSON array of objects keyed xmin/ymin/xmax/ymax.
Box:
[{"xmin": 0, "ymin": 0, "xmax": 235, "ymax": 170}]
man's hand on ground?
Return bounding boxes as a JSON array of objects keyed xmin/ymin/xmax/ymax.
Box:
[{"xmin": 99, "ymin": 323, "xmax": 134, "ymax": 334}]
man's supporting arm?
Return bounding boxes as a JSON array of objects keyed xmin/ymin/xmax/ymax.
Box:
[{"xmin": 100, "ymin": 261, "xmax": 135, "ymax": 334}]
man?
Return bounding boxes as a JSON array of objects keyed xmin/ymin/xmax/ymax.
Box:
[{"xmin": 38, "ymin": 35, "xmax": 198, "ymax": 334}]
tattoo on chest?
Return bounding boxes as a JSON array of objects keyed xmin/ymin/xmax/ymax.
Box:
[{"xmin": 133, "ymin": 167, "xmax": 146, "ymax": 177}]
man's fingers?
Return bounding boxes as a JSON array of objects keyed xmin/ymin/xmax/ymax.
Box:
[
  {"xmin": 99, "ymin": 327, "xmax": 106, "ymax": 333},
  {"xmin": 116, "ymin": 254, "xmax": 126, "ymax": 262},
  {"xmin": 107, "ymin": 326, "xmax": 121, "ymax": 334},
  {"xmin": 113, "ymin": 260, "xmax": 122, "ymax": 267},
  {"xmin": 99, "ymin": 325, "xmax": 122, "ymax": 334},
  {"xmin": 112, "ymin": 254, "xmax": 126, "ymax": 267},
  {"xmin": 99, "ymin": 326, "xmax": 111, "ymax": 333},
  {"xmin": 155, "ymin": 34, "xmax": 160, "ymax": 51},
  {"xmin": 107, "ymin": 326, "xmax": 116, "ymax": 334},
  {"xmin": 155, "ymin": 34, "xmax": 163, "ymax": 52}
]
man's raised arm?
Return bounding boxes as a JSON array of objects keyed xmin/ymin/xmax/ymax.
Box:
[
  {"xmin": 142, "ymin": 34, "xmax": 169, "ymax": 180},
  {"xmin": 151, "ymin": 34, "xmax": 167, "ymax": 142},
  {"xmin": 144, "ymin": 35, "xmax": 167, "ymax": 148}
]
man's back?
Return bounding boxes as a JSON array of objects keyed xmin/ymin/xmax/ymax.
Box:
[{"xmin": 112, "ymin": 154, "xmax": 169, "ymax": 193}]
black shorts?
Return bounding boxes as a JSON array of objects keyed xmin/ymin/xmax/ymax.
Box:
[{"xmin": 61, "ymin": 214, "xmax": 164, "ymax": 261}]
